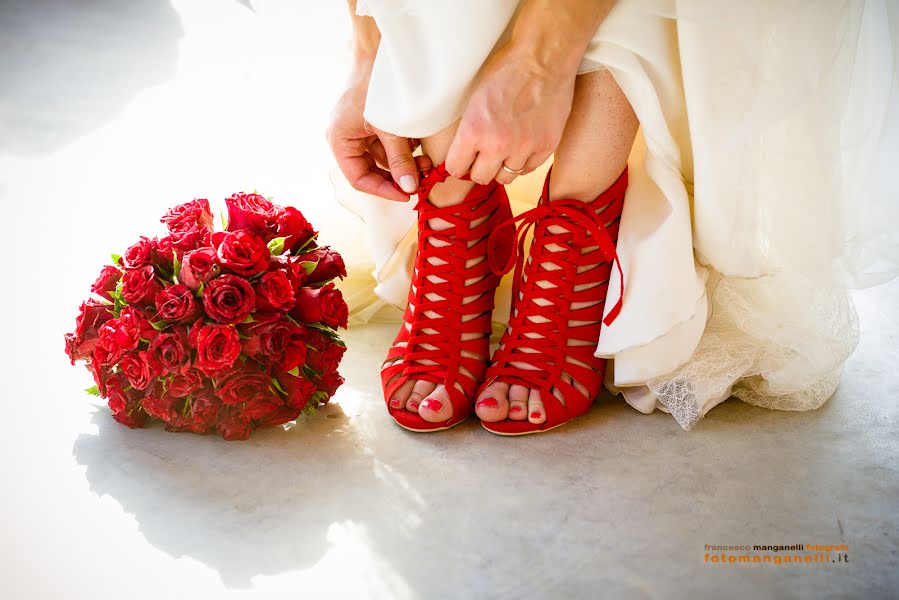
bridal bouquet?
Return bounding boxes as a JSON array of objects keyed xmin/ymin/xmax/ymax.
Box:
[{"xmin": 64, "ymin": 194, "xmax": 348, "ymax": 440}]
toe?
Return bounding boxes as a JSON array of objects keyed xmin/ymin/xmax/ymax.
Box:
[
  {"xmin": 418, "ymin": 385, "xmax": 453, "ymax": 422},
  {"xmin": 389, "ymin": 379, "xmax": 415, "ymax": 410},
  {"xmin": 475, "ymin": 381, "xmax": 510, "ymax": 422},
  {"xmin": 527, "ymin": 388, "xmax": 546, "ymax": 425},
  {"xmin": 508, "ymin": 385, "xmax": 529, "ymax": 421},
  {"xmin": 406, "ymin": 379, "xmax": 437, "ymax": 413}
]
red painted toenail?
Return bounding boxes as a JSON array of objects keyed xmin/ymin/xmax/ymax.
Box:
[
  {"xmin": 510, "ymin": 405, "xmax": 522, "ymax": 413},
  {"xmin": 421, "ymin": 399, "xmax": 443, "ymax": 411},
  {"xmin": 477, "ymin": 398, "xmax": 498, "ymax": 408},
  {"xmin": 408, "ymin": 400, "xmax": 419, "ymax": 410},
  {"xmin": 530, "ymin": 411, "xmax": 541, "ymax": 419},
  {"xmin": 390, "ymin": 399, "xmax": 400, "ymax": 408}
]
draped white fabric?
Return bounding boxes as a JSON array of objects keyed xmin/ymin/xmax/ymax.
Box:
[{"xmin": 338, "ymin": 0, "xmax": 899, "ymax": 430}]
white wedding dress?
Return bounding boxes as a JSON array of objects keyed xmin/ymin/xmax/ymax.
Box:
[{"xmin": 334, "ymin": 0, "xmax": 899, "ymax": 430}]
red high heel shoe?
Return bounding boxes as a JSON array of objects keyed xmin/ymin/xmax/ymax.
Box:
[
  {"xmin": 382, "ymin": 163, "xmax": 513, "ymax": 432},
  {"xmin": 479, "ymin": 166, "xmax": 628, "ymax": 435}
]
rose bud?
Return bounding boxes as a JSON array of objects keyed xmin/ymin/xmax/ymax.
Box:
[
  {"xmin": 289, "ymin": 282, "xmax": 348, "ymax": 329},
  {"xmin": 240, "ymin": 395, "xmax": 281, "ymax": 421},
  {"xmin": 104, "ymin": 374, "xmax": 131, "ymax": 413},
  {"xmin": 161, "ymin": 198, "xmax": 214, "ymax": 233},
  {"xmin": 90, "ymin": 265, "xmax": 121, "ymax": 301},
  {"xmin": 64, "ymin": 300, "xmax": 114, "ymax": 364},
  {"xmin": 194, "ymin": 323, "xmax": 242, "ymax": 376},
  {"xmin": 254, "ymin": 270, "xmax": 295, "ymax": 312},
  {"xmin": 118, "ymin": 305, "xmax": 158, "ymax": 345},
  {"xmin": 167, "ymin": 226, "xmax": 211, "ymax": 253},
  {"xmin": 121, "ymin": 265, "xmax": 163, "ymax": 305},
  {"xmin": 155, "ymin": 284, "xmax": 199, "ymax": 323},
  {"xmin": 119, "ymin": 350, "xmax": 157, "ymax": 391},
  {"xmin": 213, "ymin": 230, "xmax": 269, "ymax": 277},
  {"xmin": 225, "ymin": 192, "xmax": 280, "ymax": 238},
  {"xmin": 148, "ymin": 331, "xmax": 191, "ymax": 374},
  {"xmin": 306, "ymin": 338, "xmax": 346, "ymax": 375},
  {"xmin": 151, "ymin": 235, "xmax": 177, "ymax": 272},
  {"xmin": 187, "ymin": 390, "xmax": 223, "ymax": 432},
  {"xmin": 299, "ymin": 246, "xmax": 346, "ymax": 284},
  {"xmin": 122, "ymin": 237, "xmax": 155, "ymax": 269},
  {"xmin": 217, "ymin": 417, "xmax": 253, "ymax": 441},
  {"xmin": 167, "ymin": 369, "xmax": 205, "ymax": 398},
  {"xmin": 180, "ymin": 247, "xmax": 220, "ymax": 290},
  {"xmin": 276, "ymin": 206, "xmax": 317, "ymax": 252},
  {"xmin": 202, "ymin": 274, "xmax": 256, "ymax": 324}
]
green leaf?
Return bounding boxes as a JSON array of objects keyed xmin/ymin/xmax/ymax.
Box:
[
  {"xmin": 220, "ymin": 210, "xmax": 228, "ymax": 231},
  {"xmin": 300, "ymin": 260, "xmax": 319, "ymax": 276},
  {"xmin": 195, "ymin": 281, "xmax": 205, "ymax": 297},
  {"xmin": 286, "ymin": 366, "xmax": 300, "ymax": 377},
  {"xmin": 271, "ymin": 377, "xmax": 288, "ymax": 395},
  {"xmin": 111, "ymin": 253, "xmax": 122, "ymax": 264},
  {"xmin": 149, "ymin": 320, "xmax": 168, "ymax": 331},
  {"xmin": 84, "ymin": 385, "xmax": 101, "ymax": 397},
  {"xmin": 294, "ymin": 234, "xmax": 319, "ymax": 254},
  {"xmin": 172, "ymin": 251, "xmax": 181, "ymax": 284},
  {"xmin": 241, "ymin": 314, "xmax": 256, "ymax": 324},
  {"xmin": 311, "ymin": 391, "xmax": 330, "ymax": 404},
  {"xmin": 301, "ymin": 364, "xmax": 320, "ymax": 380},
  {"xmin": 267, "ymin": 236, "xmax": 288, "ymax": 256}
]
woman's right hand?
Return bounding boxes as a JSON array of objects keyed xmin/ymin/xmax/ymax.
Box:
[{"xmin": 327, "ymin": 74, "xmax": 424, "ymax": 202}]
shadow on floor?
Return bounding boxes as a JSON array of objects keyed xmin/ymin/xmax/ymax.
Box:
[{"xmin": 0, "ymin": 0, "xmax": 183, "ymax": 156}]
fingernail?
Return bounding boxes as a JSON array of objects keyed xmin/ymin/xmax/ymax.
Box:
[
  {"xmin": 399, "ymin": 175, "xmax": 417, "ymax": 193},
  {"xmin": 530, "ymin": 411, "xmax": 541, "ymax": 419},
  {"xmin": 477, "ymin": 398, "xmax": 498, "ymax": 408},
  {"xmin": 421, "ymin": 398, "xmax": 443, "ymax": 412}
]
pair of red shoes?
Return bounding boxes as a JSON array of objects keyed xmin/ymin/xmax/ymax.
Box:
[{"xmin": 381, "ymin": 162, "xmax": 627, "ymax": 435}]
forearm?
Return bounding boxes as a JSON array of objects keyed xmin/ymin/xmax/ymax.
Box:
[
  {"xmin": 346, "ymin": 0, "xmax": 380, "ymax": 83},
  {"xmin": 508, "ymin": 0, "xmax": 616, "ymax": 78}
]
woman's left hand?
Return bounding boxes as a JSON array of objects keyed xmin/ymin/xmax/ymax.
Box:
[{"xmin": 445, "ymin": 43, "xmax": 577, "ymax": 185}]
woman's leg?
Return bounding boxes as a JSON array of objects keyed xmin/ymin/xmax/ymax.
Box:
[
  {"xmin": 475, "ymin": 68, "xmax": 639, "ymax": 423},
  {"xmin": 383, "ymin": 124, "xmax": 494, "ymax": 423}
]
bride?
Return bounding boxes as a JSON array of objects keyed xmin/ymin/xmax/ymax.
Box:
[{"xmin": 327, "ymin": 0, "xmax": 898, "ymax": 433}]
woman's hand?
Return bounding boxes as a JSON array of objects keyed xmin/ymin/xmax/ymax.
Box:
[
  {"xmin": 328, "ymin": 76, "xmax": 426, "ymax": 202},
  {"xmin": 444, "ymin": 44, "xmax": 576, "ymax": 186}
]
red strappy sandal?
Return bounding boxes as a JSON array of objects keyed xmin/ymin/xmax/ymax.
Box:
[
  {"xmin": 478, "ymin": 166, "xmax": 628, "ymax": 435},
  {"xmin": 381, "ymin": 163, "xmax": 513, "ymax": 432}
]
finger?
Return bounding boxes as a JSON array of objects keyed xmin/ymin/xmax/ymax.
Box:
[
  {"xmin": 338, "ymin": 149, "xmax": 410, "ymax": 202},
  {"xmin": 469, "ymin": 151, "xmax": 504, "ymax": 185},
  {"xmin": 494, "ymin": 153, "xmax": 532, "ymax": 185},
  {"xmin": 415, "ymin": 154, "xmax": 433, "ymax": 172},
  {"xmin": 367, "ymin": 138, "xmax": 389, "ymax": 170},
  {"xmin": 375, "ymin": 129, "xmax": 419, "ymax": 194},
  {"xmin": 445, "ymin": 125, "xmax": 478, "ymax": 179}
]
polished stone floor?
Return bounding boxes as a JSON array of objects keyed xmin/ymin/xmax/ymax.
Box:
[{"xmin": 0, "ymin": 1, "xmax": 896, "ymax": 598}]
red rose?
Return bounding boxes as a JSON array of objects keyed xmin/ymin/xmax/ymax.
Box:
[
  {"xmin": 213, "ymin": 230, "xmax": 269, "ymax": 276},
  {"xmin": 104, "ymin": 374, "xmax": 131, "ymax": 413},
  {"xmin": 148, "ymin": 331, "xmax": 191, "ymax": 374},
  {"xmin": 119, "ymin": 350, "xmax": 157, "ymax": 390},
  {"xmin": 187, "ymin": 390, "xmax": 223, "ymax": 432},
  {"xmin": 225, "ymin": 192, "xmax": 280, "ymax": 238},
  {"xmin": 299, "ymin": 246, "xmax": 346, "ymax": 284},
  {"xmin": 141, "ymin": 393, "xmax": 179, "ymax": 422},
  {"xmin": 306, "ymin": 336, "xmax": 346, "ymax": 376},
  {"xmin": 316, "ymin": 370, "xmax": 344, "ymax": 399},
  {"xmin": 254, "ymin": 270, "xmax": 295, "ymax": 312},
  {"xmin": 240, "ymin": 318, "xmax": 307, "ymax": 371},
  {"xmin": 167, "ymin": 369, "xmax": 204, "ymax": 397},
  {"xmin": 65, "ymin": 300, "xmax": 114, "ymax": 364},
  {"xmin": 180, "ymin": 247, "xmax": 219, "ymax": 290},
  {"xmin": 276, "ymin": 206, "xmax": 317, "ymax": 252},
  {"xmin": 218, "ymin": 418, "xmax": 253, "ymax": 441},
  {"xmin": 194, "ymin": 323, "xmax": 241, "ymax": 376},
  {"xmin": 165, "ymin": 227, "xmax": 211, "ymax": 253},
  {"xmin": 91, "ymin": 266, "xmax": 121, "ymax": 301},
  {"xmin": 241, "ymin": 395, "xmax": 281, "ymax": 421},
  {"xmin": 121, "ymin": 265, "xmax": 163, "ymax": 305},
  {"xmin": 214, "ymin": 367, "xmax": 275, "ymax": 406},
  {"xmin": 254, "ymin": 405, "xmax": 302, "ymax": 428},
  {"xmin": 161, "ymin": 198, "xmax": 213, "ymax": 233},
  {"xmin": 122, "ymin": 237, "xmax": 154, "ymax": 269},
  {"xmin": 202, "ymin": 274, "xmax": 256, "ymax": 324},
  {"xmin": 290, "ymin": 283, "xmax": 348, "ymax": 329},
  {"xmin": 151, "ymin": 235, "xmax": 176, "ymax": 271},
  {"xmin": 273, "ymin": 370, "xmax": 317, "ymax": 411},
  {"xmin": 111, "ymin": 396, "xmax": 149, "ymax": 428},
  {"xmin": 155, "ymin": 284, "xmax": 199, "ymax": 323}
]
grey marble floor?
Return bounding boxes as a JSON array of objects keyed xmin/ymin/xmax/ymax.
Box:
[{"xmin": 0, "ymin": 1, "xmax": 895, "ymax": 599}]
